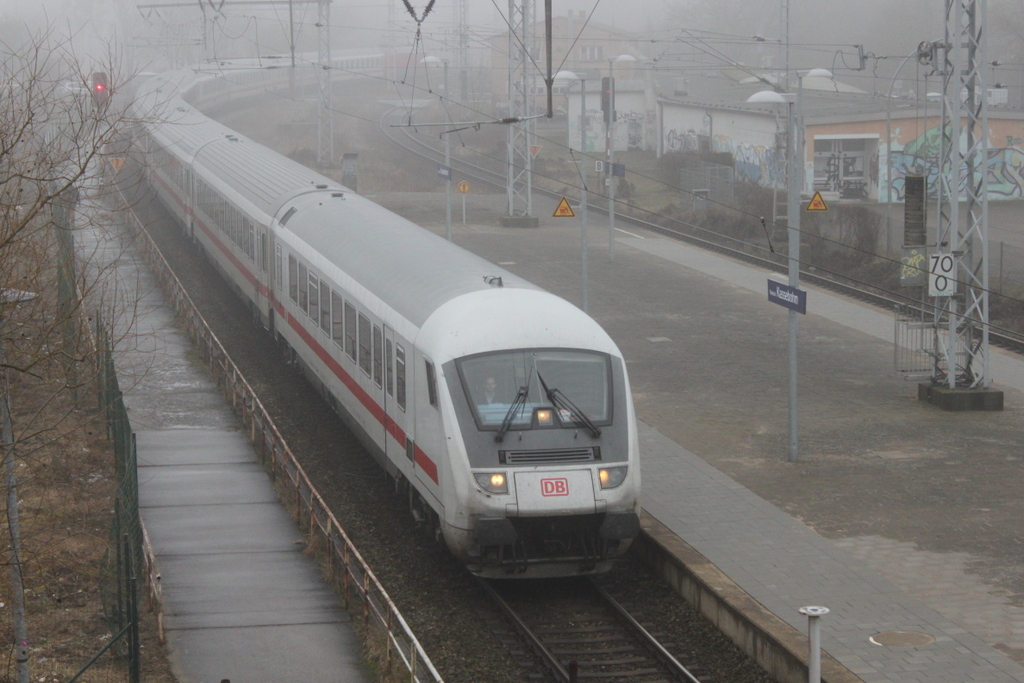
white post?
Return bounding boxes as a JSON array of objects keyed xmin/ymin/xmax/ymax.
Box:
[
  {"xmin": 607, "ymin": 59, "xmax": 616, "ymax": 262},
  {"xmin": 444, "ymin": 60, "xmax": 452, "ymax": 241},
  {"xmin": 580, "ymin": 79, "xmax": 589, "ymax": 312},
  {"xmin": 799, "ymin": 606, "xmax": 830, "ymax": 683},
  {"xmin": 787, "ymin": 89, "xmax": 800, "ymax": 463}
]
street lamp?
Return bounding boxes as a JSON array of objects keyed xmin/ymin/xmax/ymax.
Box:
[
  {"xmin": 747, "ymin": 67, "xmax": 831, "ymax": 463},
  {"xmin": 422, "ymin": 56, "xmax": 453, "ymax": 241},
  {"xmin": 555, "ymin": 69, "xmax": 590, "ymax": 312},
  {"xmin": 606, "ymin": 53, "xmax": 635, "ymax": 262}
]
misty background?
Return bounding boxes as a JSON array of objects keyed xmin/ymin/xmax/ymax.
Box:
[{"xmin": 3, "ymin": 0, "xmax": 1023, "ymax": 98}]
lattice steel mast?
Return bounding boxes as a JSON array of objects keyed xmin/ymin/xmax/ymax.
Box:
[
  {"xmin": 933, "ymin": 0, "xmax": 990, "ymax": 389},
  {"xmin": 453, "ymin": 0, "xmax": 469, "ymax": 102},
  {"xmin": 316, "ymin": 0, "xmax": 333, "ymax": 166},
  {"xmin": 505, "ymin": 0, "xmax": 534, "ymax": 221}
]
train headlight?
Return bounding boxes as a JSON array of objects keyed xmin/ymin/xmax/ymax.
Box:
[
  {"xmin": 598, "ymin": 466, "xmax": 628, "ymax": 489},
  {"xmin": 535, "ymin": 409, "xmax": 554, "ymax": 427},
  {"xmin": 474, "ymin": 472, "xmax": 509, "ymax": 494}
]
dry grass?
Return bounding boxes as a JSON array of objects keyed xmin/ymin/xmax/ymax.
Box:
[{"xmin": 0, "ymin": 367, "xmax": 176, "ymax": 683}]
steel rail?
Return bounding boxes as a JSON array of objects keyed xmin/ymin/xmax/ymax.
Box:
[
  {"xmin": 589, "ymin": 578, "xmax": 703, "ymax": 683},
  {"xmin": 478, "ymin": 576, "xmax": 705, "ymax": 683},
  {"xmin": 476, "ymin": 577, "xmax": 571, "ymax": 681}
]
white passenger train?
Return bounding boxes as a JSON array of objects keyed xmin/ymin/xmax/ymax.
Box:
[{"xmin": 133, "ymin": 68, "xmax": 640, "ymax": 577}]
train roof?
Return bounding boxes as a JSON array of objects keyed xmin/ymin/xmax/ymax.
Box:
[
  {"xmin": 194, "ymin": 137, "xmax": 333, "ymax": 219},
  {"xmin": 136, "ymin": 69, "xmax": 590, "ymax": 338},
  {"xmin": 281, "ymin": 190, "xmax": 545, "ymax": 328}
]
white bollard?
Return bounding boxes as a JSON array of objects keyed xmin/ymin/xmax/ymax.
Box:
[{"xmin": 799, "ymin": 605, "xmax": 830, "ymax": 683}]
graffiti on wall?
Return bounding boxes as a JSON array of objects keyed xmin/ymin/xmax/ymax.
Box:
[
  {"xmin": 716, "ymin": 136, "xmax": 785, "ymax": 188},
  {"xmin": 663, "ymin": 127, "xmax": 784, "ymax": 188},
  {"xmin": 618, "ymin": 110, "xmax": 646, "ymax": 149},
  {"xmin": 888, "ymin": 125, "xmax": 1024, "ymax": 201},
  {"xmin": 665, "ymin": 128, "xmax": 700, "ymax": 153}
]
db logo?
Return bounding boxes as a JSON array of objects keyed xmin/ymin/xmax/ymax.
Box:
[{"xmin": 540, "ymin": 478, "xmax": 569, "ymax": 496}]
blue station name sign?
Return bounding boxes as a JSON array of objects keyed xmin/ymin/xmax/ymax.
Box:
[{"xmin": 767, "ymin": 279, "xmax": 807, "ymax": 314}]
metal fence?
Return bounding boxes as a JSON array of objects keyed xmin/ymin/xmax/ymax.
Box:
[
  {"xmin": 893, "ymin": 310, "xmax": 935, "ymax": 380},
  {"xmin": 993, "ymin": 240, "xmax": 1024, "ymax": 297},
  {"xmin": 679, "ymin": 160, "xmax": 735, "ymax": 207},
  {"xmin": 113, "ymin": 191, "xmax": 444, "ymax": 683},
  {"xmin": 67, "ymin": 316, "xmax": 142, "ymax": 683}
]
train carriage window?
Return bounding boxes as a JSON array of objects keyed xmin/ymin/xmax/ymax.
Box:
[
  {"xmin": 396, "ymin": 345, "xmax": 406, "ymax": 410},
  {"xmin": 358, "ymin": 313, "xmax": 372, "ymax": 376},
  {"xmin": 344, "ymin": 302, "xmax": 357, "ymax": 362},
  {"xmin": 275, "ymin": 244, "xmax": 283, "ymax": 290},
  {"xmin": 298, "ymin": 263, "xmax": 308, "ymax": 312},
  {"xmin": 241, "ymin": 218, "xmax": 250, "ymax": 256},
  {"xmin": 260, "ymin": 231, "xmax": 268, "ymax": 272},
  {"xmin": 247, "ymin": 222, "xmax": 255, "ymax": 260},
  {"xmin": 425, "ymin": 361, "xmax": 438, "ymax": 408},
  {"xmin": 372, "ymin": 326, "xmax": 383, "ymax": 388},
  {"xmin": 288, "ymin": 254, "xmax": 298, "ymax": 303},
  {"xmin": 308, "ymin": 273, "xmax": 320, "ymax": 326},
  {"xmin": 331, "ymin": 291, "xmax": 344, "ymax": 347},
  {"xmin": 385, "ymin": 340, "xmax": 394, "ymax": 396},
  {"xmin": 319, "ymin": 281, "xmax": 330, "ymax": 329}
]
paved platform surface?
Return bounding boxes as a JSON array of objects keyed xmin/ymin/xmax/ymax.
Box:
[
  {"xmin": 369, "ymin": 190, "xmax": 1024, "ymax": 683},
  {"xmin": 86, "ymin": 208, "xmax": 370, "ymax": 683}
]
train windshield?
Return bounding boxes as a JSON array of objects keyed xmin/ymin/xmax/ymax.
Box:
[{"xmin": 457, "ymin": 349, "xmax": 612, "ymax": 430}]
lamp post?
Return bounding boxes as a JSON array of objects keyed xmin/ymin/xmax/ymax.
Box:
[
  {"xmin": 747, "ymin": 68, "xmax": 831, "ymax": 463},
  {"xmin": 555, "ymin": 69, "xmax": 589, "ymax": 312},
  {"xmin": 606, "ymin": 54, "xmax": 635, "ymax": 262},
  {"xmin": 422, "ymin": 56, "xmax": 452, "ymax": 240}
]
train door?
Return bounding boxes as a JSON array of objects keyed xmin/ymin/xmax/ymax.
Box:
[{"xmin": 383, "ymin": 326, "xmax": 412, "ymax": 479}]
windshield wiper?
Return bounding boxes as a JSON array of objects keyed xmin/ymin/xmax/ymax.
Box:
[
  {"xmin": 537, "ymin": 372, "xmax": 601, "ymax": 438},
  {"xmin": 494, "ymin": 385, "xmax": 528, "ymax": 443}
]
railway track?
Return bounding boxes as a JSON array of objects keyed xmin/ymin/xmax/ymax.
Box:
[
  {"xmin": 378, "ymin": 109, "xmax": 1024, "ymax": 358},
  {"xmin": 479, "ymin": 577, "xmax": 705, "ymax": 683}
]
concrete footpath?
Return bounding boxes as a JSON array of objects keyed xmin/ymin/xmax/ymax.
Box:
[
  {"xmin": 88, "ymin": 205, "xmax": 370, "ymax": 682},
  {"xmin": 622, "ymin": 235, "xmax": 1024, "ymax": 682}
]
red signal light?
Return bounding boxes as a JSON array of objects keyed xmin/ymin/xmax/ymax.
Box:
[{"xmin": 95, "ymin": 83, "xmax": 105, "ymax": 91}]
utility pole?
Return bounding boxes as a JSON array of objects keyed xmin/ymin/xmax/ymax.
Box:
[{"xmin": 289, "ymin": 0, "xmax": 295, "ymax": 67}]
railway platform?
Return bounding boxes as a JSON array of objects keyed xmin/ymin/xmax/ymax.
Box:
[
  {"xmin": 372, "ymin": 190, "xmax": 1024, "ymax": 683},
  {"xmin": 84, "ymin": 199, "xmax": 371, "ymax": 682}
]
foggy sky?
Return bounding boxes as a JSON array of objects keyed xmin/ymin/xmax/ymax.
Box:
[{"xmin": 3, "ymin": 0, "xmax": 1019, "ymax": 85}]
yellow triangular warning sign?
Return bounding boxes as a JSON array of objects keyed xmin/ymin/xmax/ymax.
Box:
[
  {"xmin": 109, "ymin": 158, "xmax": 125, "ymax": 173},
  {"xmin": 806, "ymin": 191, "xmax": 828, "ymax": 212},
  {"xmin": 553, "ymin": 196, "xmax": 576, "ymax": 217}
]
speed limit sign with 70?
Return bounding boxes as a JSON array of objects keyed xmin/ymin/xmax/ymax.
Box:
[{"xmin": 929, "ymin": 253, "xmax": 956, "ymax": 297}]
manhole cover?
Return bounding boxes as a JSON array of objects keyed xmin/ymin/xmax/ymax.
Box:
[{"xmin": 869, "ymin": 631, "xmax": 936, "ymax": 647}]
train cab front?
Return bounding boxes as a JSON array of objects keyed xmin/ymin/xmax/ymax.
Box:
[{"xmin": 445, "ymin": 348, "xmax": 641, "ymax": 578}]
